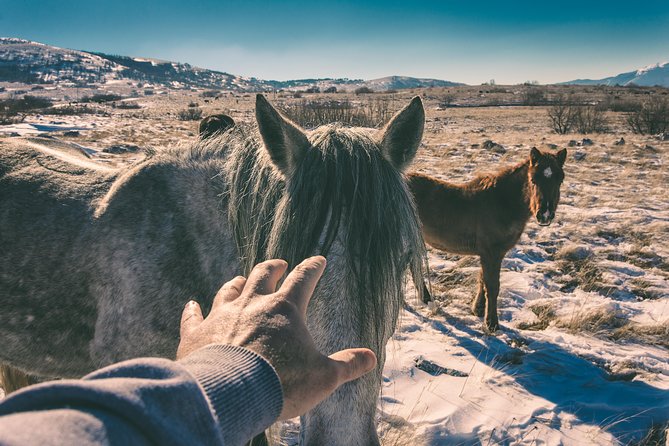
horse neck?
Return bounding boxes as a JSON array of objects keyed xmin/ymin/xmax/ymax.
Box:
[{"xmin": 496, "ymin": 161, "xmax": 532, "ymax": 218}]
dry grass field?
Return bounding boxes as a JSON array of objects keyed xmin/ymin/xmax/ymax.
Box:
[{"xmin": 1, "ymin": 83, "xmax": 668, "ymax": 445}]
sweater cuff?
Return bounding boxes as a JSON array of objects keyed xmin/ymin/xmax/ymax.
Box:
[{"xmin": 179, "ymin": 344, "xmax": 283, "ymax": 446}]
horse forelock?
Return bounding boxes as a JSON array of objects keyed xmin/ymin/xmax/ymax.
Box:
[{"xmin": 224, "ymin": 123, "xmax": 426, "ymax": 343}]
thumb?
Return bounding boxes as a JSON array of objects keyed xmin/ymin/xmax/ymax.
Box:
[{"xmin": 328, "ymin": 348, "xmax": 377, "ymax": 386}]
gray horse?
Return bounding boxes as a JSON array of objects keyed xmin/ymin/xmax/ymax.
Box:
[{"xmin": 0, "ymin": 95, "xmax": 426, "ymax": 445}]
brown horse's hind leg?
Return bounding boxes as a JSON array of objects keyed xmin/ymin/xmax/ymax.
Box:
[
  {"xmin": 480, "ymin": 255, "xmax": 503, "ymax": 331},
  {"xmin": 411, "ymin": 267, "xmax": 432, "ymax": 304},
  {"xmin": 420, "ymin": 279, "xmax": 432, "ymax": 304},
  {"xmin": 471, "ymin": 268, "xmax": 486, "ymax": 317},
  {"xmin": 0, "ymin": 364, "xmax": 39, "ymax": 395}
]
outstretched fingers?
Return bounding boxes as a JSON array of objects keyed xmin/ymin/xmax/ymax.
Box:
[{"xmin": 280, "ymin": 256, "xmax": 326, "ymax": 314}]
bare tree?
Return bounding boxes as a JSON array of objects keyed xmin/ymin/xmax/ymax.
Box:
[
  {"xmin": 574, "ymin": 105, "xmax": 609, "ymax": 133},
  {"xmin": 627, "ymin": 96, "xmax": 669, "ymax": 134},
  {"xmin": 547, "ymin": 95, "xmax": 577, "ymax": 134}
]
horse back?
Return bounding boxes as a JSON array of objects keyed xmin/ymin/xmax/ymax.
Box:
[
  {"xmin": 408, "ymin": 172, "xmax": 482, "ymax": 253},
  {"xmin": 408, "ymin": 172, "xmax": 525, "ymax": 256},
  {"xmin": 0, "ymin": 139, "xmax": 119, "ymax": 376},
  {"xmin": 0, "ymin": 138, "xmax": 119, "ymax": 236}
]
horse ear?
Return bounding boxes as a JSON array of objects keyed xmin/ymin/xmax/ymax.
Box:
[
  {"xmin": 379, "ymin": 96, "xmax": 424, "ymax": 171},
  {"xmin": 556, "ymin": 148, "xmax": 567, "ymax": 167},
  {"xmin": 255, "ymin": 94, "xmax": 310, "ymax": 175},
  {"xmin": 530, "ymin": 147, "xmax": 542, "ymax": 166}
]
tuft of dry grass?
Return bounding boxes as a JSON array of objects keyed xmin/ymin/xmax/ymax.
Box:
[
  {"xmin": 555, "ymin": 257, "xmax": 606, "ymax": 294},
  {"xmin": 517, "ymin": 303, "xmax": 556, "ymax": 331},
  {"xmin": 628, "ymin": 278, "xmax": 665, "ymax": 301},
  {"xmin": 378, "ymin": 413, "xmax": 426, "ymax": 446},
  {"xmin": 434, "ymin": 268, "xmax": 478, "ymax": 289},
  {"xmin": 627, "ymin": 421, "xmax": 669, "ymax": 446},
  {"xmin": 610, "ymin": 322, "xmax": 669, "ymax": 349},
  {"xmin": 626, "ymin": 248, "xmax": 669, "ymax": 272},
  {"xmin": 556, "ymin": 306, "xmax": 628, "ymax": 334}
]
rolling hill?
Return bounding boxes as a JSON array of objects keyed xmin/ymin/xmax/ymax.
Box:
[{"xmin": 0, "ymin": 38, "xmax": 463, "ymax": 92}]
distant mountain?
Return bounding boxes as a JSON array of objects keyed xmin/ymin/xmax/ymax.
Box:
[
  {"xmin": 365, "ymin": 76, "xmax": 462, "ymax": 90},
  {"xmin": 562, "ymin": 62, "xmax": 669, "ymax": 87},
  {"xmin": 0, "ymin": 37, "xmax": 271, "ymax": 91},
  {"xmin": 0, "ymin": 38, "xmax": 463, "ymax": 92}
]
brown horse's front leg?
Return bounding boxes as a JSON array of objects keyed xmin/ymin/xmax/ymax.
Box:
[
  {"xmin": 471, "ymin": 268, "xmax": 485, "ymax": 317},
  {"xmin": 481, "ymin": 255, "xmax": 503, "ymax": 331}
]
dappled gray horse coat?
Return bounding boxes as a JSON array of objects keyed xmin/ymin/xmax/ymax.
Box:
[{"xmin": 0, "ymin": 95, "xmax": 426, "ymax": 445}]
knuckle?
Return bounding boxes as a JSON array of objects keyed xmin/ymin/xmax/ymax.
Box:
[
  {"xmin": 222, "ymin": 279, "xmax": 243, "ymax": 293},
  {"xmin": 270, "ymin": 296, "xmax": 295, "ymax": 314},
  {"xmin": 257, "ymin": 259, "xmax": 286, "ymax": 272}
]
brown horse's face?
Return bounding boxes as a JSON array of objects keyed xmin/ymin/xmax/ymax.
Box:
[{"xmin": 527, "ymin": 147, "xmax": 567, "ymax": 226}]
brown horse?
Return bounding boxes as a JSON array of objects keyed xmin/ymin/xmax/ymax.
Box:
[{"xmin": 409, "ymin": 147, "xmax": 567, "ymax": 331}]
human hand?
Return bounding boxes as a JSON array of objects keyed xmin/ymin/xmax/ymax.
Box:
[{"xmin": 176, "ymin": 256, "xmax": 377, "ymax": 420}]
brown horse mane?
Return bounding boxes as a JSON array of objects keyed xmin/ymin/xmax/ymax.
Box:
[
  {"xmin": 413, "ymin": 158, "xmax": 530, "ymax": 194},
  {"xmin": 469, "ymin": 159, "xmax": 529, "ymax": 191}
]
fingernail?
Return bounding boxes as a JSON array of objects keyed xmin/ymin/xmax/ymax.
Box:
[{"xmin": 363, "ymin": 350, "xmax": 377, "ymax": 371}]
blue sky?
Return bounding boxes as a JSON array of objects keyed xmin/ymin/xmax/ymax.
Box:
[{"xmin": 2, "ymin": 0, "xmax": 668, "ymax": 84}]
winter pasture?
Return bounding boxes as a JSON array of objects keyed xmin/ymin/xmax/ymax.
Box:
[{"xmin": 1, "ymin": 82, "xmax": 668, "ymax": 445}]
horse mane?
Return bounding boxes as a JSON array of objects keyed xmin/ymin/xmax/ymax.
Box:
[
  {"xmin": 469, "ymin": 158, "xmax": 529, "ymax": 191},
  {"xmin": 201, "ymin": 123, "xmax": 426, "ymax": 343}
]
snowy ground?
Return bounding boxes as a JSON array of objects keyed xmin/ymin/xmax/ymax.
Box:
[
  {"xmin": 376, "ymin": 114, "xmax": 669, "ymax": 445},
  {"xmin": 1, "ymin": 91, "xmax": 667, "ymax": 445}
]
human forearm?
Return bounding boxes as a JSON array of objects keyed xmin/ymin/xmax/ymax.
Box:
[{"xmin": 0, "ymin": 345, "xmax": 283, "ymax": 446}]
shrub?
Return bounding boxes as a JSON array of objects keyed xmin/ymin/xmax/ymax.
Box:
[
  {"xmin": 0, "ymin": 95, "xmax": 53, "ymax": 123},
  {"xmin": 547, "ymin": 95, "xmax": 577, "ymax": 134},
  {"xmin": 439, "ymin": 93, "xmax": 456, "ymax": 108},
  {"xmin": 548, "ymin": 96, "xmax": 609, "ymax": 134},
  {"xmin": 600, "ymin": 96, "xmax": 641, "ymax": 112},
  {"xmin": 178, "ymin": 107, "xmax": 203, "ymax": 121},
  {"xmin": 81, "ymin": 93, "xmax": 123, "ymax": 103},
  {"xmin": 354, "ymin": 86, "xmax": 374, "ymax": 95},
  {"xmin": 114, "ymin": 102, "xmax": 142, "ymax": 110},
  {"xmin": 626, "ymin": 96, "xmax": 669, "ymax": 134},
  {"xmin": 522, "ymin": 87, "xmax": 546, "ymax": 105},
  {"xmin": 41, "ymin": 105, "xmax": 109, "ymax": 116},
  {"xmin": 574, "ymin": 105, "xmax": 609, "ymax": 133},
  {"xmin": 323, "ymin": 86, "xmax": 337, "ymax": 93},
  {"xmin": 281, "ymin": 98, "xmax": 392, "ymax": 128}
]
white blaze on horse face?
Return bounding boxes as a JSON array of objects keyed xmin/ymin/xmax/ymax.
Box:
[{"xmin": 543, "ymin": 167, "xmax": 552, "ymax": 178}]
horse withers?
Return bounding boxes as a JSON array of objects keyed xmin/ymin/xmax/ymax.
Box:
[
  {"xmin": 409, "ymin": 147, "xmax": 567, "ymax": 331},
  {"xmin": 0, "ymin": 95, "xmax": 427, "ymax": 445}
]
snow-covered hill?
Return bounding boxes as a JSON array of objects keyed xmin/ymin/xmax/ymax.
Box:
[
  {"xmin": 0, "ymin": 38, "xmax": 463, "ymax": 92},
  {"xmin": 0, "ymin": 37, "xmax": 269, "ymax": 91},
  {"xmin": 563, "ymin": 62, "xmax": 669, "ymax": 87}
]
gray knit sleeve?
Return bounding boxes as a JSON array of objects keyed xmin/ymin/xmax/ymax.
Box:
[{"xmin": 179, "ymin": 344, "xmax": 284, "ymax": 446}]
